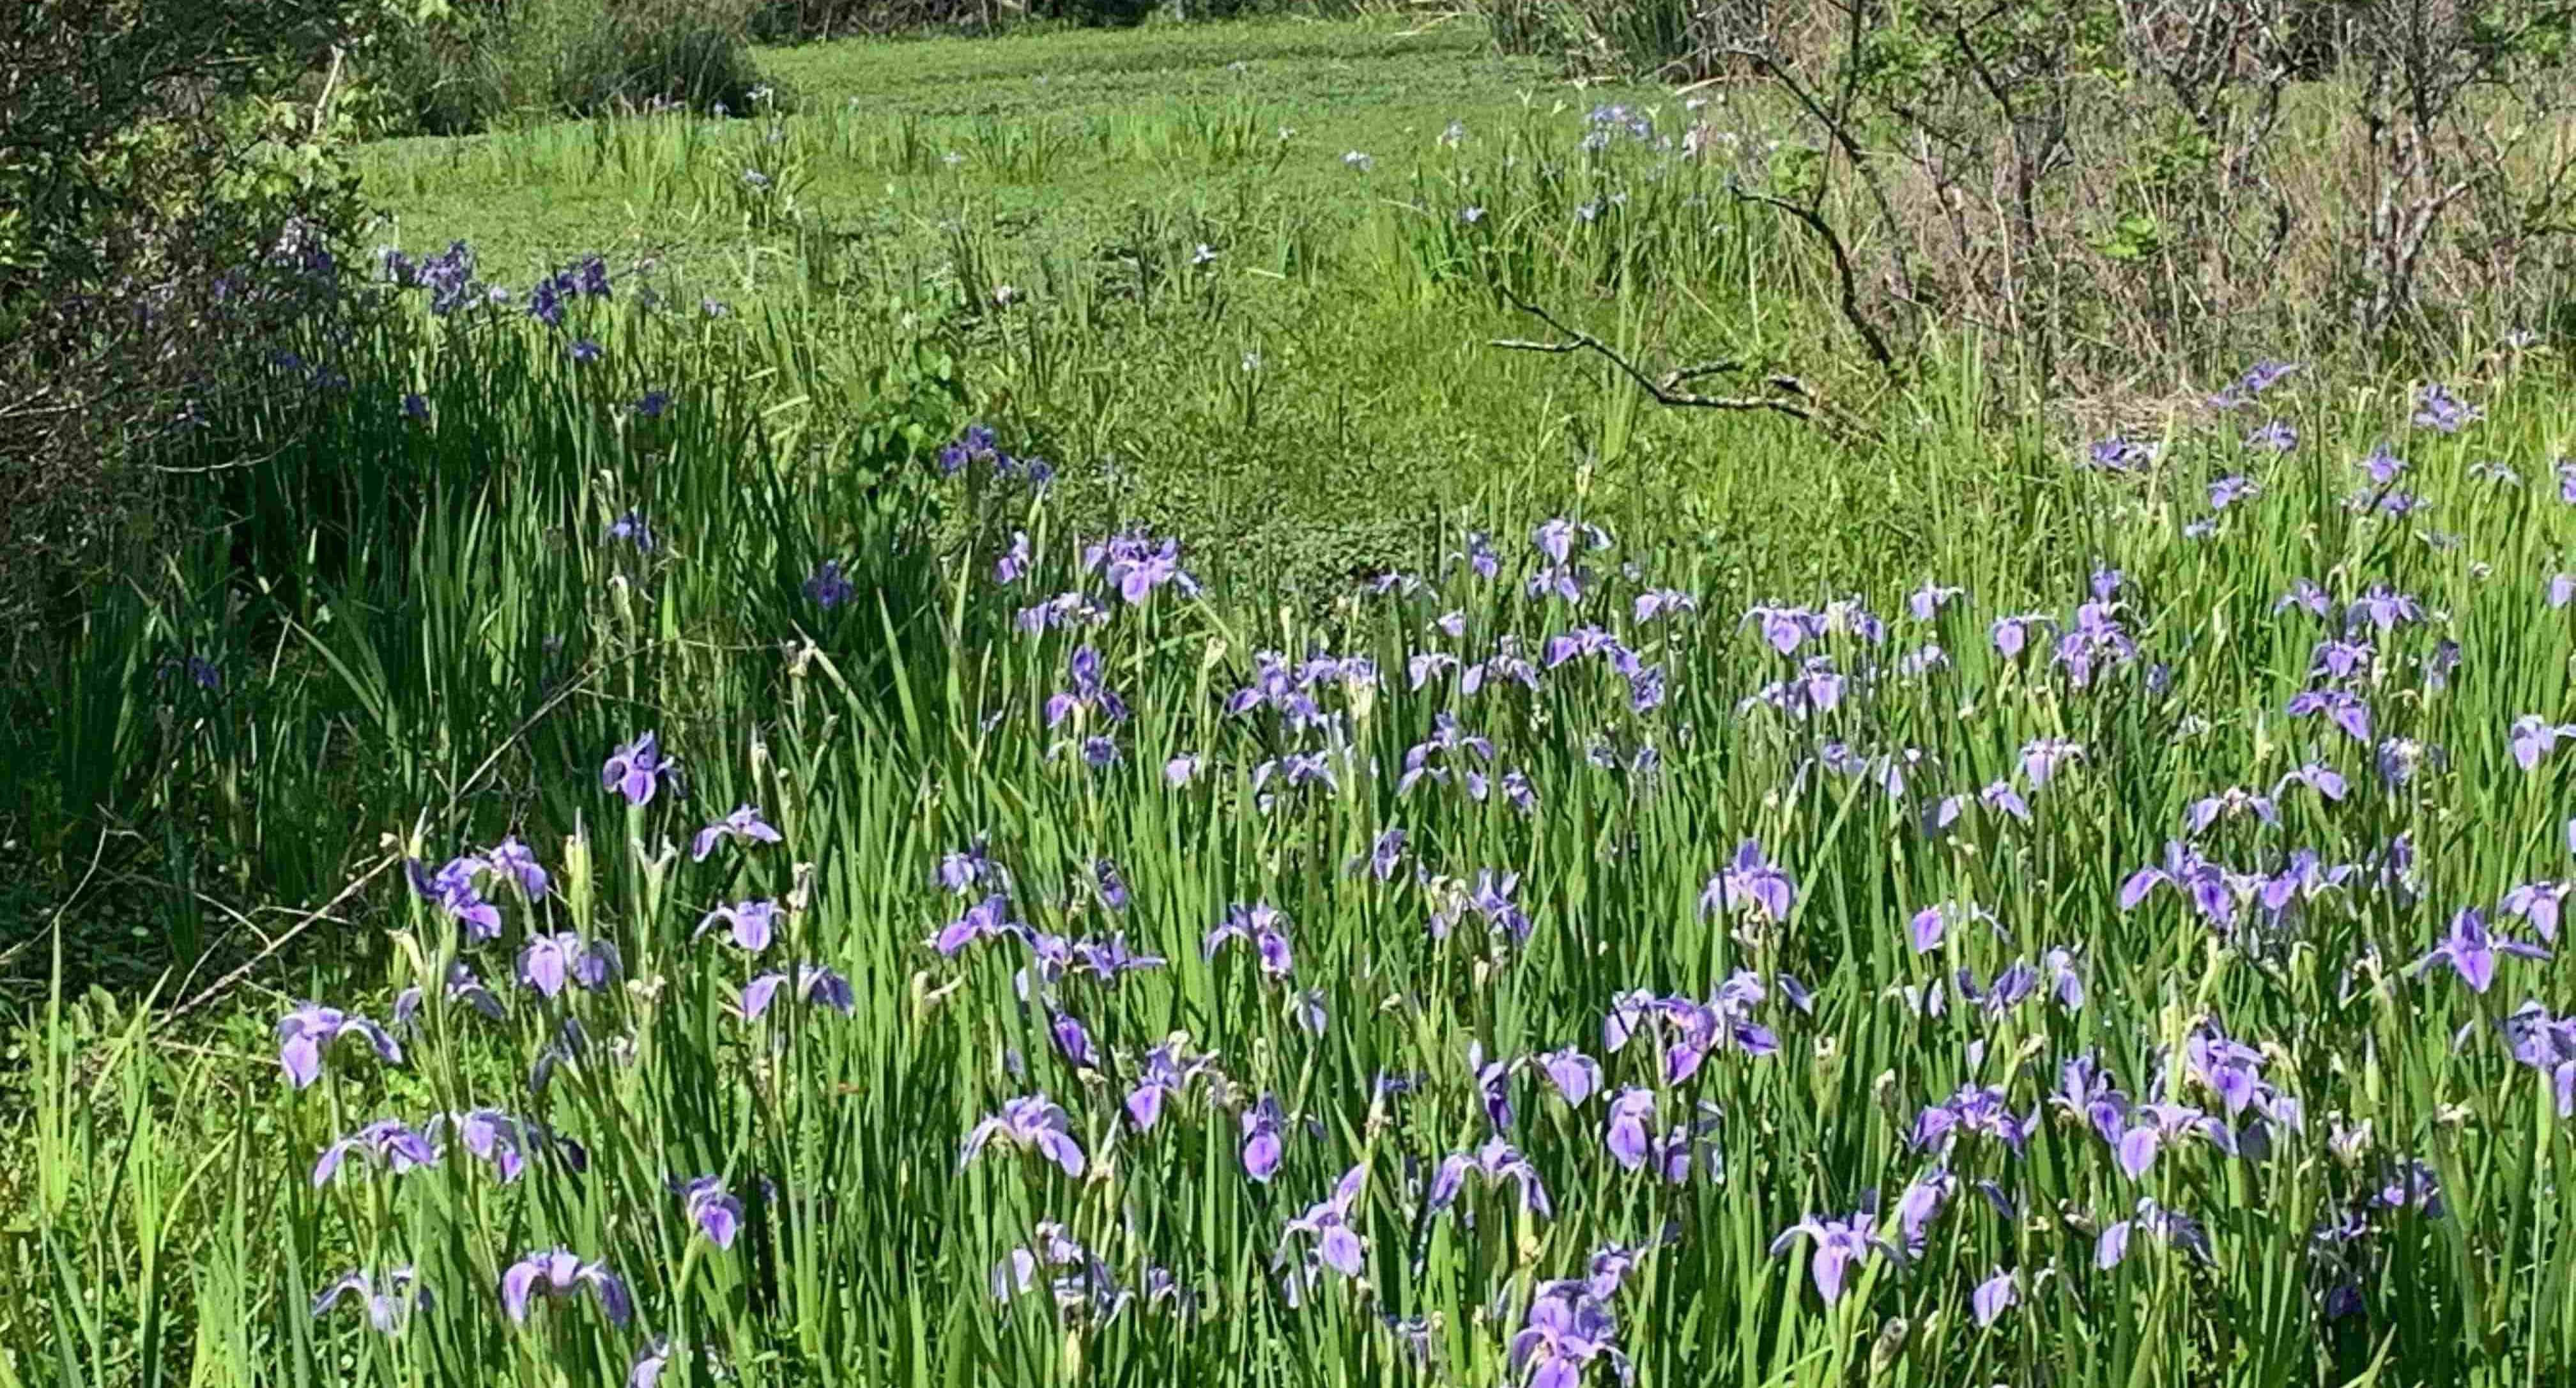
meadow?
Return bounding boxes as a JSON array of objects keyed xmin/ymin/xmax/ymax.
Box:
[{"xmin": 8, "ymin": 12, "xmax": 2576, "ymax": 1388}]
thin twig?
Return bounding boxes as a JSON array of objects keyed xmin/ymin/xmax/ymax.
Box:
[{"xmin": 1487, "ymin": 289, "xmax": 1821, "ymax": 422}]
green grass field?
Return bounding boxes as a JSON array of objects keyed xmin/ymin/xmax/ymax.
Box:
[{"xmin": 10, "ymin": 13, "xmax": 2576, "ymax": 1388}]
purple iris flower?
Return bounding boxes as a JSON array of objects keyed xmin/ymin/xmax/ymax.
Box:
[
  {"xmin": 483, "ymin": 837, "xmax": 549, "ymax": 898},
  {"xmin": 2084, "ymin": 434, "xmax": 2156, "ymax": 472},
  {"xmin": 1910, "ymin": 1084, "xmax": 2034, "ymax": 1157},
  {"xmin": 2411, "ymin": 382, "xmax": 2480, "ymax": 433},
  {"xmin": 1354, "ymin": 826, "xmax": 1406, "ymax": 881},
  {"xmin": 1537, "ymin": 1046, "xmax": 1602, "ymax": 1106},
  {"xmin": 2184, "ymin": 787, "xmax": 2279, "ymax": 835},
  {"xmin": 742, "ymin": 964, "xmax": 855, "ymax": 1018},
  {"xmin": 2411, "ymin": 908, "xmax": 2547, "ymax": 994},
  {"xmin": 1049, "ymin": 1010, "xmax": 1097, "ymax": 1068},
  {"xmin": 961, "ymin": 1094, "xmax": 1086, "ymax": 1176},
  {"xmin": 1699, "ymin": 838, "xmax": 1796, "ymax": 921},
  {"xmin": 312, "ymin": 1267, "xmax": 429, "ymax": 1334},
  {"xmin": 434, "ymin": 1108, "xmax": 574, "ymax": 1183},
  {"xmin": 2310, "ymin": 636, "xmax": 2373, "ymax": 680},
  {"xmin": 606, "ymin": 509, "xmax": 657, "ymax": 552},
  {"xmin": 1085, "ymin": 531, "xmax": 1200, "ymax": 604},
  {"xmin": 993, "ymin": 530, "xmax": 1032, "ymax": 585},
  {"xmin": 2018, "ymin": 738, "xmax": 2085, "ymax": 786},
  {"xmin": 1045, "ymin": 645, "xmax": 1131, "ymax": 728},
  {"xmin": 1065, "ymin": 932, "xmax": 1163, "ymax": 983},
  {"xmin": 2095, "ymin": 1198, "xmax": 2211, "ymax": 1269},
  {"xmin": 601, "ymin": 732, "xmax": 673, "ymax": 805},
  {"xmin": 1907, "ymin": 900, "xmax": 1993, "ymax": 954},
  {"xmin": 2500, "ymin": 1003, "xmax": 2576, "ymax": 1116},
  {"xmin": 2287, "ymin": 688, "xmax": 2373, "ymax": 743},
  {"xmin": 2510, "ymin": 714, "xmax": 2576, "ymax": 771},
  {"xmin": 928, "ymin": 894, "xmax": 1018, "ymax": 955},
  {"xmin": 1769, "ymin": 1199, "xmax": 1899, "ymax": 1304},
  {"xmin": 1282, "ymin": 1165, "xmax": 1369, "ymax": 1277},
  {"xmin": 1908, "ymin": 582, "xmax": 1963, "ymax": 621},
  {"xmin": 2119, "ymin": 840, "xmax": 2239, "ymax": 927},
  {"xmin": 276, "ymin": 1003, "xmax": 401, "ymax": 1088},
  {"xmin": 1981, "ymin": 780, "xmax": 2032, "ymax": 821},
  {"xmin": 500, "ymin": 1249, "xmax": 631, "ymax": 1325},
  {"xmin": 675, "ymin": 1175, "xmax": 745, "ymax": 1249},
  {"xmin": 804, "ymin": 560, "xmax": 854, "ymax": 608},
  {"xmin": 695, "ymin": 898, "xmax": 779, "ymax": 952},
  {"xmin": 312, "ymin": 1118, "xmax": 441, "ymax": 1185},
  {"xmin": 518, "ymin": 932, "xmax": 620, "ymax": 998},
  {"xmin": 2243, "ymin": 419, "xmax": 2297, "ymax": 452},
  {"xmin": 1427, "ymin": 1137, "xmax": 1552, "ymax": 1215},
  {"xmin": 1206, "ymin": 902, "xmax": 1294, "ymax": 980},
  {"xmin": 1165, "ymin": 752, "xmax": 1205, "ymax": 787},
  {"xmin": 406, "ymin": 854, "xmax": 504, "ymax": 940},
  {"xmin": 1604, "ymin": 1088, "xmax": 1656, "ymax": 1170},
  {"xmin": 691, "ymin": 803, "xmax": 783, "ymax": 861},
  {"xmin": 1633, "ymin": 588, "xmax": 1696, "ymax": 623},
  {"xmin": 2110, "ymin": 1100, "xmax": 2234, "ymax": 1180},
  {"xmin": 936, "ymin": 836, "xmax": 1003, "ymax": 895},
  {"xmin": 2209, "ymin": 474, "xmax": 2260, "ymax": 509},
  {"xmin": 629, "ymin": 1340, "xmax": 673, "ymax": 1388},
  {"xmin": 392, "ymin": 961, "xmax": 507, "ymax": 1029},
  {"xmin": 2274, "ymin": 762, "xmax": 2349, "ymax": 803},
  {"xmin": 2274, "ymin": 578, "xmax": 2331, "ymax": 618},
  {"xmin": 2501, "ymin": 881, "xmax": 2568, "ymax": 942},
  {"xmin": 2344, "ymin": 584, "xmax": 2422, "ymax": 633},
  {"xmin": 1126, "ymin": 1038, "xmax": 1213, "ymax": 1129},
  {"xmin": 1972, "ymin": 1268, "xmax": 2018, "ymax": 1327},
  {"xmin": 1510, "ymin": 1283, "xmax": 1629, "ymax": 1388},
  {"xmin": 1991, "ymin": 614, "xmax": 2055, "ymax": 659},
  {"xmin": 1241, "ymin": 1093, "xmax": 1287, "ymax": 1182}
]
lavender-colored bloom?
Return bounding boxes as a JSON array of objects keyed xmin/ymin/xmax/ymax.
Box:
[
  {"xmin": 392, "ymin": 961, "xmax": 507, "ymax": 1029},
  {"xmin": 312, "ymin": 1268, "xmax": 430, "ymax": 1334},
  {"xmin": 1908, "ymin": 582, "xmax": 1963, "ymax": 621},
  {"xmin": 696, "ymin": 899, "xmax": 779, "ymax": 953},
  {"xmin": 2119, "ymin": 840, "xmax": 2238, "ymax": 927},
  {"xmin": 1045, "ymin": 645, "xmax": 1131, "ymax": 728},
  {"xmin": 2510, "ymin": 714, "xmax": 2576, "ymax": 771},
  {"xmin": 2243, "ymin": 419, "xmax": 2297, "ymax": 452},
  {"xmin": 2019, "ymin": 738, "xmax": 2085, "ymax": 787},
  {"xmin": 406, "ymin": 854, "xmax": 503, "ymax": 940},
  {"xmin": 500, "ymin": 1249, "xmax": 631, "ymax": 1325},
  {"xmin": 928, "ymin": 893, "xmax": 1016, "ymax": 955},
  {"xmin": 1282, "ymin": 1165, "xmax": 1369, "ymax": 1277},
  {"xmin": 1165, "ymin": 752, "xmax": 1204, "ymax": 787},
  {"xmin": 1510, "ymin": 1283, "xmax": 1628, "ymax": 1388},
  {"xmin": 1700, "ymin": 838, "xmax": 1796, "ymax": 921},
  {"xmin": 2411, "ymin": 908, "xmax": 2547, "ymax": 994},
  {"xmin": 746, "ymin": 964, "xmax": 855, "ymax": 1017},
  {"xmin": 2094, "ymin": 1198, "xmax": 2211, "ymax": 1270},
  {"xmin": 519, "ymin": 932, "xmax": 619, "ymax": 998},
  {"xmin": 676, "ymin": 1175, "xmax": 745, "ymax": 1249},
  {"xmin": 2274, "ymin": 579, "xmax": 2332, "ymax": 619},
  {"xmin": 2501, "ymin": 881, "xmax": 2568, "ymax": 942},
  {"xmin": 1240, "ymin": 1093, "xmax": 1287, "ymax": 1182},
  {"xmin": 961, "ymin": 1094, "xmax": 1086, "ymax": 1176},
  {"xmin": 276, "ymin": 1003, "xmax": 401, "ymax": 1088},
  {"xmin": 1991, "ymin": 614, "xmax": 2054, "ymax": 659},
  {"xmin": 1126, "ymin": 1038, "xmax": 1213, "ymax": 1129},
  {"xmin": 2411, "ymin": 382, "xmax": 2480, "ymax": 433},
  {"xmin": 1049, "ymin": 1010, "xmax": 1097, "ymax": 1068},
  {"xmin": 804, "ymin": 559, "xmax": 855, "ymax": 608},
  {"xmin": 1604, "ymin": 1088, "xmax": 1656, "ymax": 1170},
  {"xmin": 1982, "ymin": 780, "xmax": 2032, "ymax": 821},
  {"xmin": 1634, "ymin": 588, "xmax": 1696, "ymax": 624},
  {"xmin": 1538, "ymin": 1046, "xmax": 1602, "ymax": 1106},
  {"xmin": 2184, "ymin": 787, "xmax": 2279, "ymax": 835},
  {"xmin": 1428, "ymin": 1136, "xmax": 1552, "ymax": 1216},
  {"xmin": 2288, "ymin": 688, "xmax": 2373, "ymax": 744},
  {"xmin": 601, "ymin": 732, "xmax": 673, "ymax": 805},
  {"xmin": 1907, "ymin": 900, "xmax": 1992, "ymax": 955},
  {"xmin": 2085, "ymin": 434, "xmax": 2156, "ymax": 473},
  {"xmin": 312, "ymin": 1118, "xmax": 441, "ymax": 1186},
  {"xmin": 629, "ymin": 1339, "xmax": 673, "ymax": 1388},
  {"xmin": 1206, "ymin": 902, "xmax": 1294, "ymax": 980},
  {"xmin": 1768, "ymin": 1200, "xmax": 1898, "ymax": 1304},
  {"xmin": 1972, "ymin": 1268, "xmax": 2018, "ymax": 1327},
  {"xmin": 1085, "ymin": 532, "xmax": 1199, "ymax": 605},
  {"xmin": 692, "ymin": 803, "xmax": 782, "ymax": 861},
  {"xmin": 483, "ymin": 837, "xmax": 549, "ymax": 898},
  {"xmin": 937, "ymin": 836, "xmax": 1002, "ymax": 895}
]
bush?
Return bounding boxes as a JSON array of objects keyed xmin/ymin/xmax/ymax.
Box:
[
  {"xmin": 0, "ymin": 0, "xmax": 375, "ymax": 635},
  {"xmin": 1479, "ymin": 0, "xmax": 2576, "ymax": 390},
  {"xmin": 353, "ymin": 0, "xmax": 767, "ymax": 137}
]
